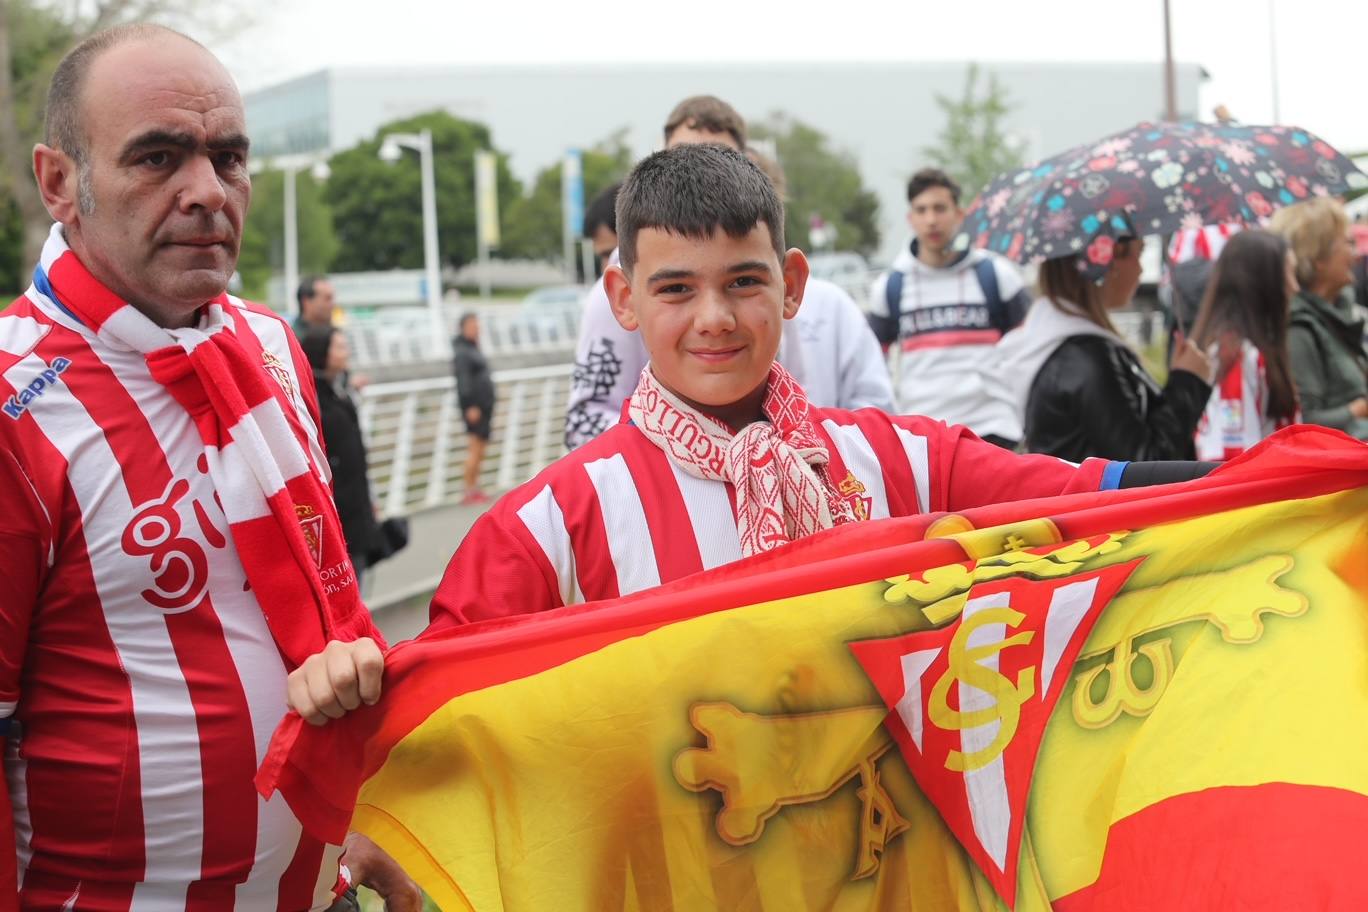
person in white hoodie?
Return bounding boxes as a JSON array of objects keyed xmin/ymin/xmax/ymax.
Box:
[
  {"xmin": 998, "ymin": 236, "xmax": 1218, "ymax": 463},
  {"xmin": 868, "ymin": 168, "xmax": 1031, "ymax": 448}
]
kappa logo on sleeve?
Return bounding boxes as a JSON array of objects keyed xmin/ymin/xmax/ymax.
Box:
[{"xmin": 3, "ymin": 357, "xmax": 72, "ymax": 420}]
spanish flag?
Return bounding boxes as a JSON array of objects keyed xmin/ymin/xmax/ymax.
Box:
[{"xmin": 259, "ymin": 427, "xmax": 1368, "ymax": 911}]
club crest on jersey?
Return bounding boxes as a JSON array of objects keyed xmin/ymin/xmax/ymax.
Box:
[
  {"xmin": 296, "ymin": 503, "xmax": 325, "ymax": 566},
  {"xmin": 3, "ymin": 356, "xmax": 71, "ymax": 420},
  {"xmin": 837, "ymin": 471, "xmax": 872, "ymax": 521},
  {"xmin": 262, "ymin": 350, "xmax": 297, "ymax": 402}
]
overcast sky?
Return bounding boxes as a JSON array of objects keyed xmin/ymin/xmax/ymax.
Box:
[{"xmin": 208, "ymin": 0, "xmax": 1368, "ymax": 156}]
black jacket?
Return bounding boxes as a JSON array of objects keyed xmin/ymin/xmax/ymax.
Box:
[
  {"xmin": 452, "ymin": 336, "xmax": 495, "ymax": 411},
  {"xmin": 315, "ymin": 373, "xmax": 379, "ymax": 566},
  {"xmin": 1024, "ymin": 335, "xmax": 1212, "ymax": 463}
]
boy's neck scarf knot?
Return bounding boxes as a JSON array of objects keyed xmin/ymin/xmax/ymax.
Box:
[{"xmin": 628, "ymin": 363, "xmax": 855, "ymax": 557}]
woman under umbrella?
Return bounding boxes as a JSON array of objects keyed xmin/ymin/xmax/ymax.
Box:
[
  {"xmin": 1189, "ymin": 229, "xmax": 1301, "ymax": 460},
  {"xmin": 300, "ymin": 326, "xmax": 381, "ymax": 586},
  {"xmin": 999, "ymin": 237, "xmax": 1217, "ymax": 462},
  {"xmin": 1269, "ymin": 197, "xmax": 1368, "ymax": 441}
]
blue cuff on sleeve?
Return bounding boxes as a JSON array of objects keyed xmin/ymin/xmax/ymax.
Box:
[{"xmin": 1099, "ymin": 460, "xmax": 1129, "ymax": 491}]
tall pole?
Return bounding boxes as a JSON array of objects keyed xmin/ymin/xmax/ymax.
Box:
[
  {"xmin": 1268, "ymin": 0, "xmax": 1282, "ymax": 123},
  {"xmin": 283, "ymin": 165, "xmax": 299, "ymax": 317},
  {"xmin": 1162, "ymin": 0, "xmax": 1178, "ymax": 121},
  {"xmin": 417, "ymin": 129, "xmax": 446, "ymax": 350}
]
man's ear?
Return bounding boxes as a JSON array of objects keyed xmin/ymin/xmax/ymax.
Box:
[
  {"xmin": 33, "ymin": 144, "xmax": 79, "ymax": 225},
  {"xmin": 781, "ymin": 248, "xmax": 809, "ymax": 320},
  {"xmin": 604, "ymin": 264, "xmax": 638, "ymax": 332}
]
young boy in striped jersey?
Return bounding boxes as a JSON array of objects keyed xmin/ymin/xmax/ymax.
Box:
[{"xmin": 429, "ymin": 144, "xmax": 1200, "ymax": 627}]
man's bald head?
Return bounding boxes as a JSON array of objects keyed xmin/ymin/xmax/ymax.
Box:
[{"xmin": 44, "ymin": 23, "xmax": 208, "ymax": 166}]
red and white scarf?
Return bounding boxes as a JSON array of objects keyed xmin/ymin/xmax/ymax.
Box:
[
  {"xmin": 38, "ymin": 226, "xmax": 370, "ymax": 667},
  {"xmin": 628, "ymin": 363, "xmax": 855, "ymax": 557}
]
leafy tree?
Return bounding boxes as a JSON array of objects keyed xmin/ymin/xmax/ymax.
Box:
[
  {"xmin": 324, "ymin": 110, "xmax": 520, "ymax": 272},
  {"xmin": 0, "ymin": 0, "xmax": 76, "ymax": 271},
  {"xmin": 500, "ymin": 129, "xmax": 632, "ymax": 263},
  {"xmin": 750, "ymin": 113, "xmax": 881, "ymax": 256},
  {"xmin": 0, "ymin": 0, "xmax": 256, "ymax": 271},
  {"xmin": 0, "ymin": 193, "xmax": 22, "ymax": 295},
  {"xmin": 236, "ymin": 167, "xmax": 338, "ymax": 301},
  {"xmin": 923, "ymin": 63, "xmax": 1025, "ymax": 203}
]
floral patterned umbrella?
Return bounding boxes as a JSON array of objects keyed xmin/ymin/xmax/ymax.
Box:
[{"xmin": 957, "ymin": 121, "xmax": 1368, "ymax": 274}]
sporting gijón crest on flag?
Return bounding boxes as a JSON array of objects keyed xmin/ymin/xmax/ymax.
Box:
[{"xmin": 850, "ymin": 558, "xmax": 1142, "ymax": 907}]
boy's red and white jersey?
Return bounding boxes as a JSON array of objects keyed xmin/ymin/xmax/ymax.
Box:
[
  {"xmin": 430, "ymin": 408, "xmax": 1111, "ymax": 626},
  {"xmin": 0, "ymin": 287, "xmax": 349, "ymax": 910}
]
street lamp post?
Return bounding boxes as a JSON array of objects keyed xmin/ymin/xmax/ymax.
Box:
[
  {"xmin": 254, "ymin": 155, "xmax": 330, "ymax": 317},
  {"xmin": 379, "ymin": 129, "xmax": 446, "ymax": 351}
]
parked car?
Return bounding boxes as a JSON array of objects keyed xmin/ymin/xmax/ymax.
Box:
[
  {"xmin": 517, "ymin": 285, "xmax": 588, "ymax": 347},
  {"xmin": 807, "ymin": 252, "xmax": 872, "ymax": 310}
]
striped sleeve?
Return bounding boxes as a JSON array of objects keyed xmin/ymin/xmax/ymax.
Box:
[
  {"xmin": 428, "ymin": 492, "xmax": 563, "ymax": 629},
  {"xmin": 0, "ymin": 447, "xmax": 48, "ymax": 719},
  {"xmin": 892, "ymin": 415, "xmax": 1111, "ymax": 513}
]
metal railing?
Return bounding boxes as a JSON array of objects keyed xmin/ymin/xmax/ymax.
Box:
[{"xmin": 360, "ymin": 362, "xmax": 573, "ymax": 517}]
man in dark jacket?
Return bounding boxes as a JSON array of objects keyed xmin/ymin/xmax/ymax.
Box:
[{"xmin": 454, "ymin": 312, "xmax": 497, "ymax": 503}]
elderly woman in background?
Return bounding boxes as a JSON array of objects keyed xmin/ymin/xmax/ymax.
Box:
[{"xmin": 1269, "ymin": 197, "xmax": 1368, "ymax": 440}]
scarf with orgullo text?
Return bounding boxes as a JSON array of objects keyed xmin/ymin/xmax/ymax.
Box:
[{"xmin": 628, "ymin": 362, "xmax": 855, "ymax": 557}]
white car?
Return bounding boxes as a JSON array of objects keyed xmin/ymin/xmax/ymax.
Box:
[{"xmin": 807, "ymin": 252, "xmax": 872, "ymax": 310}]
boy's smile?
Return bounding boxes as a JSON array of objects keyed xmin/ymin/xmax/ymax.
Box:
[{"xmin": 606, "ymin": 224, "xmax": 809, "ymax": 430}]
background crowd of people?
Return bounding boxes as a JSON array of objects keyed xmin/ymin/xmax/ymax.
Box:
[{"xmin": 563, "ymin": 95, "xmax": 1368, "ymax": 470}]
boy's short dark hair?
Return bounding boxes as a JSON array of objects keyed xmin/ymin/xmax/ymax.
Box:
[
  {"xmin": 906, "ymin": 167, "xmax": 962, "ymax": 205},
  {"xmin": 615, "ymin": 144, "xmax": 784, "ymax": 276},
  {"xmin": 662, "ymin": 95, "xmax": 747, "ymax": 148},
  {"xmin": 583, "ymin": 182, "xmax": 621, "ymax": 238}
]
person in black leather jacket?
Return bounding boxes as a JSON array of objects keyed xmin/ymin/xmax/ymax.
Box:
[
  {"xmin": 300, "ymin": 326, "xmax": 380, "ymax": 585},
  {"xmin": 999, "ymin": 237, "xmax": 1217, "ymax": 463}
]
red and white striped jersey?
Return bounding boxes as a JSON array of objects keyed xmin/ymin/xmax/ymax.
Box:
[
  {"xmin": 1167, "ymin": 223, "xmax": 1241, "ymax": 264},
  {"xmin": 0, "ymin": 283, "xmax": 360, "ymax": 909},
  {"xmin": 430, "ymin": 410, "xmax": 1112, "ymax": 626},
  {"xmin": 1195, "ymin": 340, "xmax": 1292, "ymax": 461}
]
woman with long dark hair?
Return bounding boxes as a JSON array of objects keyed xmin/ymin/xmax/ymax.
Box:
[
  {"xmin": 999, "ymin": 236, "xmax": 1217, "ymax": 462},
  {"xmin": 1189, "ymin": 229, "xmax": 1300, "ymax": 459},
  {"xmin": 300, "ymin": 326, "xmax": 380, "ymax": 586}
]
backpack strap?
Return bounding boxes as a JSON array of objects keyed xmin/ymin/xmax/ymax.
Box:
[
  {"xmin": 866, "ymin": 269, "xmax": 905, "ymax": 347},
  {"xmin": 972, "ymin": 256, "xmax": 1008, "ymax": 333},
  {"xmin": 885, "ymin": 269, "xmax": 904, "ymax": 323}
]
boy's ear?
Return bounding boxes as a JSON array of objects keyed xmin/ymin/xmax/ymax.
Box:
[
  {"xmin": 604, "ymin": 264, "xmax": 639, "ymax": 332},
  {"xmin": 781, "ymin": 248, "xmax": 809, "ymax": 320}
]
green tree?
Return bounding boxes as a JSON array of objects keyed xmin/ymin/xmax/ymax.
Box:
[
  {"xmin": 0, "ymin": 0, "xmax": 257, "ymax": 272},
  {"xmin": 0, "ymin": 192, "xmax": 22, "ymax": 296},
  {"xmin": 750, "ymin": 113, "xmax": 881, "ymax": 256},
  {"xmin": 0, "ymin": 0, "xmax": 77, "ymax": 273},
  {"xmin": 324, "ymin": 110, "xmax": 520, "ymax": 272},
  {"xmin": 236, "ymin": 167, "xmax": 338, "ymax": 301},
  {"xmin": 923, "ymin": 63, "xmax": 1025, "ymax": 203},
  {"xmin": 500, "ymin": 129, "xmax": 633, "ymax": 262}
]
